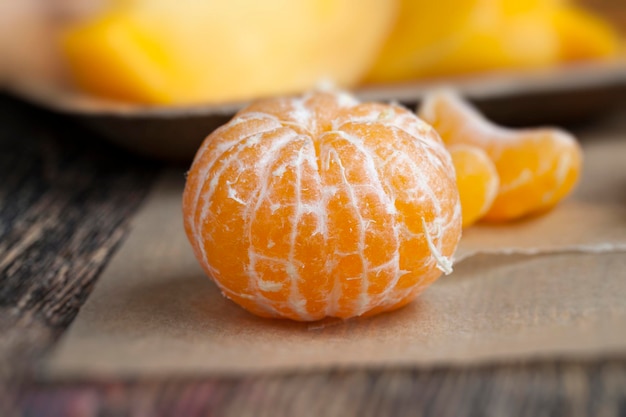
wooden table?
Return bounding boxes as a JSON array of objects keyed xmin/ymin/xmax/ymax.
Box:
[{"xmin": 1, "ymin": 93, "xmax": 625, "ymax": 416}]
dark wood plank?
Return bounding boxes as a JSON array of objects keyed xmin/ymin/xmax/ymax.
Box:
[
  {"xmin": 14, "ymin": 359, "xmax": 626, "ymax": 417},
  {"xmin": 0, "ymin": 94, "xmax": 159, "ymax": 378}
]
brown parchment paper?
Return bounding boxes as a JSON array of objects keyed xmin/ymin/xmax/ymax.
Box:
[{"xmin": 47, "ymin": 136, "xmax": 626, "ymax": 378}]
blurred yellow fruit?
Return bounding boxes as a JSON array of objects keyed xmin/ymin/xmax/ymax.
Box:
[
  {"xmin": 365, "ymin": 0, "xmax": 480, "ymax": 82},
  {"xmin": 63, "ymin": 14, "xmax": 175, "ymax": 104},
  {"xmin": 367, "ymin": 0, "xmax": 560, "ymax": 82},
  {"xmin": 62, "ymin": 0, "xmax": 397, "ymax": 104},
  {"xmin": 551, "ymin": 6, "xmax": 621, "ymax": 61},
  {"xmin": 498, "ymin": 0, "xmax": 566, "ymax": 15},
  {"xmin": 415, "ymin": 7, "xmax": 560, "ymax": 78}
]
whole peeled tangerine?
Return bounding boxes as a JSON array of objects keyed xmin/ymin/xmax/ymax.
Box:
[{"xmin": 182, "ymin": 92, "xmax": 462, "ymax": 321}]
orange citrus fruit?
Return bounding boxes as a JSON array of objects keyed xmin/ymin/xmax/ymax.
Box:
[
  {"xmin": 419, "ymin": 90, "xmax": 582, "ymax": 221},
  {"xmin": 183, "ymin": 91, "xmax": 462, "ymax": 321},
  {"xmin": 448, "ymin": 144, "xmax": 500, "ymax": 227}
]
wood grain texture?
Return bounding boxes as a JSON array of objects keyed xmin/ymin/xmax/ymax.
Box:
[
  {"xmin": 0, "ymin": 93, "xmax": 625, "ymax": 416},
  {"xmin": 16, "ymin": 360, "xmax": 626, "ymax": 417},
  {"xmin": 0, "ymin": 93, "xmax": 158, "ymax": 378}
]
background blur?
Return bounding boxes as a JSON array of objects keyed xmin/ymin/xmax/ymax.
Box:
[{"xmin": 0, "ymin": 0, "xmax": 623, "ymax": 106}]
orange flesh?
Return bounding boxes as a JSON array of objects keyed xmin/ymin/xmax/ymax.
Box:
[
  {"xmin": 419, "ymin": 90, "xmax": 582, "ymax": 222},
  {"xmin": 448, "ymin": 144, "xmax": 500, "ymax": 227},
  {"xmin": 183, "ymin": 92, "xmax": 462, "ymax": 320}
]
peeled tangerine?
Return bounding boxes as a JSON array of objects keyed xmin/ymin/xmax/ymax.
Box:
[
  {"xmin": 62, "ymin": 0, "xmax": 396, "ymax": 104},
  {"xmin": 182, "ymin": 91, "xmax": 462, "ymax": 321},
  {"xmin": 420, "ymin": 90, "xmax": 582, "ymax": 222},
  {"xmin": 448, "ymin": 145, "xmax": 499, "ymax": 228}
]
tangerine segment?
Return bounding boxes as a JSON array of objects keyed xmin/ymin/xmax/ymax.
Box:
[
  {"xmin": 448, "ymin": 145, "xmax": 500, "ymax": 227},
  {"xmin": 419, "ymin": 90, "xmax": 582, "ymax": 221},
  {"xmin": 183, "ymin": 92, "xmax": 462, "ymax": 321}
]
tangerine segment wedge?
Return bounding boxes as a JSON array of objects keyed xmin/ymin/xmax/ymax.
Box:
[
  {"xmin": 183, "ymin": 92, "xmax": 462, "ymax": 321},
  {"xmin": 448, "ymin": 145, "xmax": 500, "ymax": 228},
  {"xmin": 419, "ymin": 90, "xmax": 582, "ymax": 221}
]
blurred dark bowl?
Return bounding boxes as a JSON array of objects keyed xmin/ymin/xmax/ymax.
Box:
[{"xmin": 8, "ymin": 60, "xmax": 626, "ymax": 162}]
